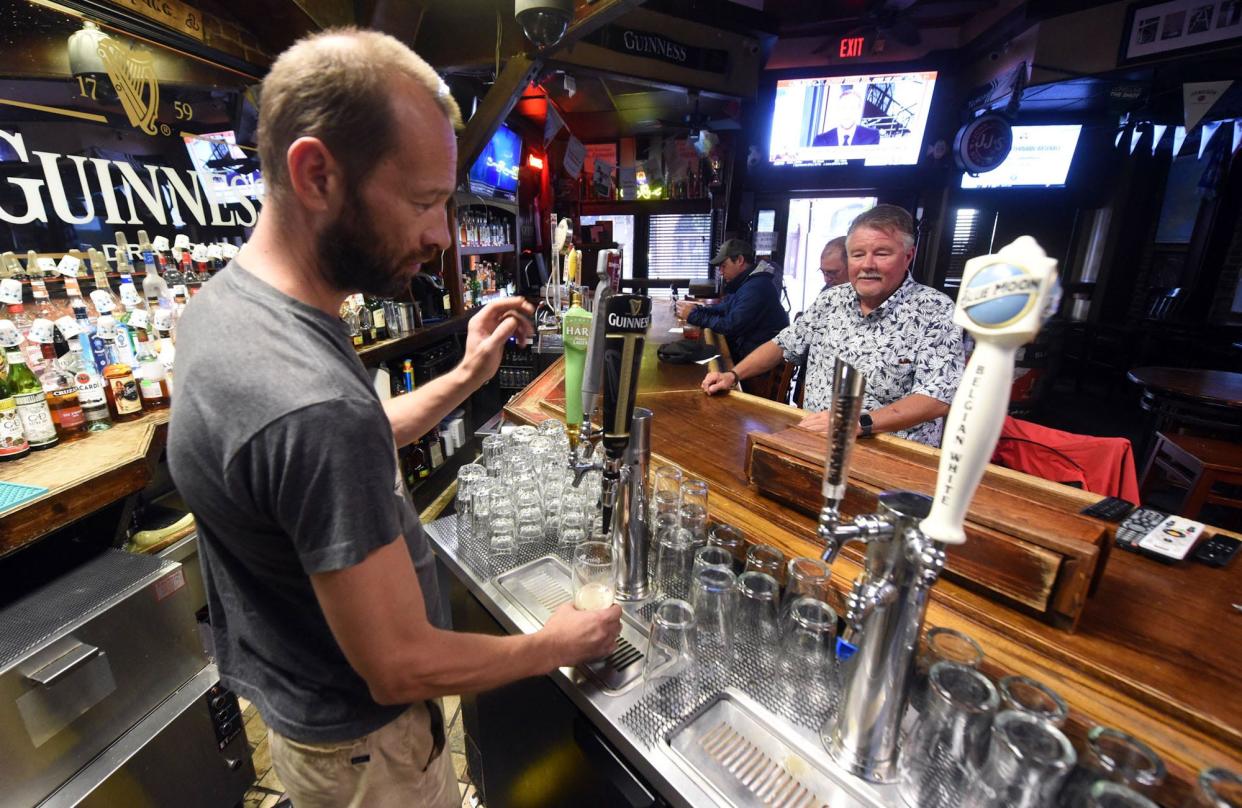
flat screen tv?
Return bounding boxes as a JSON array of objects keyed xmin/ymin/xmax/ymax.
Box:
[
  {"xmin": 468, "ymin": 124, "xmax": 521, "ymax": 200},
  {"xmin": 769, "ymin": 71, "xmax": 938, "ymax": 167},
  {"xmin": 182, "ymin": 130, "xmax": 263, "ymax": 202},
  {"xmin": 960, "ymin": 125, "xmax": 1082, "ymax": 189}
]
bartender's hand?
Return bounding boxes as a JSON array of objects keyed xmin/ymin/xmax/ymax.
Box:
[
  {"xmin": 701, "ymin": 370, "xmax": 737, "ymax": 395},
  {"xmin": 675, "ymin": 300, "xmax": 700, "ymax": 320},
  {"xmin": 540, "ymin": 602, "xmax": 623, "ymax": 667},
  {"xmin": 461, "ymin": 297, "xmax": 535, "ymax": 386}
]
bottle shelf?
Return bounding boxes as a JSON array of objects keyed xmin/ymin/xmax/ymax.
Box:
[
  {"xmin": 459, "ymin": 244, "xmax": 515, "ymax": 257},
  {"xmin": 354, "ymin": 311, "xmax": 478, "ymax": 367}
]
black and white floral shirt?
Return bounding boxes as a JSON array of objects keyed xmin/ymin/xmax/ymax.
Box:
[{"xmin": 774, "ymin": 275, "xmax": 965, "ymax": 447}]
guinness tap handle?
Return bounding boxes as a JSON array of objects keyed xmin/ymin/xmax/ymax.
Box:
[
  {"xmin": 600, "ymin": 294, "xmax": 652, "ymax": 460},
  {"xmin": 920, "ymin": 237, "xmax": 1060, "ymax": 545}
]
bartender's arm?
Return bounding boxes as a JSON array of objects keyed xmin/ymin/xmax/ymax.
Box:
[
  {"xmin": 796, "ymin": 393, "xmax": 948, "ymax": 434},
  {"xmin": 313, "ymin": 538, "xmax": 621, "ymax": 704},
  {"xmin": 384, "ymin": 297, "xmax": 534, "ymax": 447}
]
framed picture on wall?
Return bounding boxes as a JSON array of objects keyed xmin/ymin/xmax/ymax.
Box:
[{"xmin": 1121, "ymin": 0, "xmax": 1242, "ymax": 63}]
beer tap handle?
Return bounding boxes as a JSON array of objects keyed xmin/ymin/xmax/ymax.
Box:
[
  {"xmin": 817, "ymin": 359, "xmax": 867, "ymax": 563},
  {"xmin": 599, "ymin": 293, "xmax": 652, "ymax": 461},
  {"xmin": 580, "ymin": 279, "xmax": 613, "ymax": 447},
  {"xmin": 920, "ymin": 236, "xmax": 1060, "ymax": 545}
]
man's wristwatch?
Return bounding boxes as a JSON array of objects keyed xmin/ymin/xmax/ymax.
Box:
[
  {"xmin": 859, "ymin": 412, "xmax": 874, "ymax": 437},
  {"xmin": 726, "ymin": 370, "xmax": 740, "ymax": 388}
]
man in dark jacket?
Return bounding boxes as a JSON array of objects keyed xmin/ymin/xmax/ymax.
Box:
[{"xmin": 675, "ymin": 239, "xmax": 789, "ymax": 361}]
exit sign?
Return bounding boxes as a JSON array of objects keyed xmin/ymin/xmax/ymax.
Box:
[{"xmin": 839, "ymin": 36, "xmax": 866, "ymax": 58}]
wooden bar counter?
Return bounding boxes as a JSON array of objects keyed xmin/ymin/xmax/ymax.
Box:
[{"xmin": 504, "ymin": 307, "xmax": 1242, "ymax": 804}]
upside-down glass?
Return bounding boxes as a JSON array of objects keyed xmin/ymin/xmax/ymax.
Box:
[
  {"xmin": 558, "ymin": 508, "xmax": 588, "ymax": 548},
  {"xmin": 708, "ymin": 523, "xmax": 745, "ymax": 567},
  {"xmin": 961, "ymin": 710, "xmax": 1077, "ymax": 808},
  {"xmin": 1184, "ymin": 768, "xmax": 1242, "ymax": 807},
  {"xmin": 899, "ymin": 662, "xmax": 1000, "ymax": 808},
  {"xmin": 690, "ymin": 565, "xmax": 736, "ymax": 680},
  {"xmin": 654, "ymin": 528, "xmax": 696, "ymax": 600},
  {"xmin": 1060, "ymin": 726, "xmax": 1166, "ymax": 806},
  {"xmin": 778, "ymin": 597, "xmax": 838, "ymax": 714},
  {"xmin": 515, "ymin": 484, "xmax": 544, "ymax": 546},
  {"xmin": 488, "ymin": 485, "xmax": 517, "ymax": 553},
  {"xmin": 736, "ymin": 571, "xmax": 781, "ymax": 670},
  {"xmin": 469, "ymin": 477, "xmax": 494, "ymax": 539},
  {"xmin": 455, "ymin": 463, "xmax": 488, "ymax": 525},
  {"xmin": 911, "ymin": 626, "xmax": 985, "ymax": 713},
  {"xmin": 537, "ymin": 418, "xmax": 566, "ymax": 445},
  {"xmin": 999, "ymin": 675, "xmax": 1068, "ymax": 727},
  {"xmin": 678, "ymin": 479, "xmax": 710, "ymax": 545},
  {"xmin": 641, "ymin": 599, "xmax": 699, "ymax": 719},
  {"xmin": 744, "ymin": 544, "xmax": 784, "ymax": 579},
  {"xmin": 692, "ymin": 546, "xmax": 733, "ymax": 580},
  {"xmin": 482, "ymin": 434, "xmax": 507, "ymax": 475},
  {"xmin": 782, "ymin": 557, "xmax": 832, "ymax": 615},
  {"xmin": 572, "ymin": 541, "xmax": 615, "ymax": 610},
  {"xmin": 1088, "ymin": 782, "xmax": 1160, "ymax": 808}
]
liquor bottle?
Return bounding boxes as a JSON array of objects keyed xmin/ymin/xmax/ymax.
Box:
[
  {"xmin": 56, "ymin": 313, "xmax": 111, "ymax": 431},
  {"xmin": 96, "ymin": 317, "xmax": 143, "ymax": 421},
  {"xmin": 369, "ymin": 297, "xmax": 389, "ymax": 341},
  {"xmin": 138, "ymin": 229, "xmax": 170, "ymax": 308},
  {"xmin": 402, "ymin": 359, "xmax": 415, "ymax": 393},
  {"xmin": 3, "ymin": 293, "xmax": 44, "ymax": 371},
  {"xmin": 4, "ymin": 342, "xmax": 59, "ymax": 450},
  {"xmin": 0, "ymin": 373, "xmax": 30, "ymax": 461},
  {"xmin": 132, "ymin": 328, "xmax": 170, "ymax": 409},
  {"xmin": 31, "ymin": 320, "xmax": 87, "ymax": 442},
  {"xmin": 30, "ymin": 279, "xmax": 69, "ymax": 358}
]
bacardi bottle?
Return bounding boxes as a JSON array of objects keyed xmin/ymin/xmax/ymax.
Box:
[{"xmin": 56, "ymin": 313, "xmax": 111, "ymax": 432}]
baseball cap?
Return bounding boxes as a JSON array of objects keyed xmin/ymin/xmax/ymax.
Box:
[{"xmin": 709, "ymin": 239, "xmax": 754, "ymax": 266}]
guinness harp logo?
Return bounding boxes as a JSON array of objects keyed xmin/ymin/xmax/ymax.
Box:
[
  {"xmin": 629, "ymin": 298, "xmax": 643, "ymax": 316},
  {"xmin": 97, "ymin": 39, "xmax": 160, "ymax": 135}
]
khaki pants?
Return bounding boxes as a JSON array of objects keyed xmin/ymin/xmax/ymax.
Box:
[{"xmin": 269, "ymin": 701, "xmax": 458, "ymax": 808}]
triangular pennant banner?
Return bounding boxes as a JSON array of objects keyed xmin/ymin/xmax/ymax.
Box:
[
  {"xmin": 1199, "ymin": 121, "xmax": 1222, "ymax": 159},
  {"xmin": 544, "ymin": 103, "xmax": 564, "ymax": 147},
  {"xmin": 1115, "ymin": 126, "xmax": 1126, "ymax": 148},
  {"xmin": 1151, "ymin": 124, "xmax": 1167, "ymax": 155},
  {"xmin": 1130, "ymin": 127, "xmax": 1143, "ymax": 154},
  {"xmin": 1233, "ymin": 120, "xmax": 1242, "ymax": 154},
  {"xmin": 1184, "ymin": 80, "xmax": 1233, "ymax": 131},
  {"xmin": 1172, "ymin": 126, "xmax": 1187, "ymax": 157}
]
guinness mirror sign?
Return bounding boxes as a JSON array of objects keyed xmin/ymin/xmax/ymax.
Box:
[{"xmin": 585, "ymin": 25, "xmax": 729, "ymax": 74}]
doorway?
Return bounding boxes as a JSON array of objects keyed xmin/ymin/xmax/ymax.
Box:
[{"xmin": 783, "ymin": 196, "xmax": 877, "ymax": 316}]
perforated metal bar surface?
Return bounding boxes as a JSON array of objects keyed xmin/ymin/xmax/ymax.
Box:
[{"xmin": 0, "ymin": 550, "xmax": 170, "ymax": 670}]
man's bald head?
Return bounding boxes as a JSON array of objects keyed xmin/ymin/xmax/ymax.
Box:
[{"xmin": 257, "ymin": 27, "xmax": 462, "ymax": 202}]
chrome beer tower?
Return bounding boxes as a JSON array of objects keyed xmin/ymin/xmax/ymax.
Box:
[
  {"xmin": 571, "ymin": 293, "xmax": 654, "ymax": 603},
  {"xmin": 816, "ymin": 237, "xmax": 1060, "ymax": 783}
]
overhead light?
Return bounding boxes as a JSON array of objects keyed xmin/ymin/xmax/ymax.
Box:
[
  {"xmin": 528, "ymin": 153, "xmax": 545, "ymax": 170},
  {"xmin": 516, "ymin": 0, "xmax": 573, "ymax": 48}
]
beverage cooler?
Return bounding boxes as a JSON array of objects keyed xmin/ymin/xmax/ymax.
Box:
[{"xmin": 0, "ymin": 464, "xmax": 254, "ymax": 807}]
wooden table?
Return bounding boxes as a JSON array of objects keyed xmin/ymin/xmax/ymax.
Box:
[
  {"xmin": 1128, "ymin": 366, "xmax": 1242, "ymax": 456},
  {"xmin": 506, "ymin": 328, "xmax": 1242, "ymax": 805}
]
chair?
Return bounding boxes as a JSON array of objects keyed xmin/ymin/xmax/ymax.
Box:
[{"xmin": 1140, "ymin": 432, "xmax": 1242, "ymax": 521}]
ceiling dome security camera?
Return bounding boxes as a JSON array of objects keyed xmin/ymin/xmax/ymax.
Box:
[{"xmin": 516, "ymin": 0, "xmax": 573, "ymax": 48}]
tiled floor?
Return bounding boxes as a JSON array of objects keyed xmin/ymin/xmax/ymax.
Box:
[{"xmin": 239, "ymin": 696, "xmax": 482, "ymax": 808}]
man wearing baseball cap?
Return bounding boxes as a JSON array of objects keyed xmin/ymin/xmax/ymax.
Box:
[{"xmin": 675, "ymin": 239, "xmax": 789, "ymax": 363}]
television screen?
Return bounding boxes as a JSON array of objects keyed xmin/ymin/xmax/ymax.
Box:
[
  {"xmin": 960, "ymin": 125, "xmax": 1082, "ymax": 189},
  {"xmin": 468, "ymin": 124, "xmax": 521, "ymax": 200},
  {"xmin": 769, "ymin": 71, "xmax": 938, "ymax": 167},
  {"xmin": 182, "ymin": 131, "xmax": 263, "ymax": 202}
]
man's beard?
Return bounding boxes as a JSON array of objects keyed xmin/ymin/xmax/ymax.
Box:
[{"xmin": 317, "ymin": 190, "xmax": 431, "ymax": 298}]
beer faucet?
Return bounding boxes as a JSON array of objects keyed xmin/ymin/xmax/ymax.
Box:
[
  {"xmin": 816, "ymin": 237, "xmax": 1060, "ymax": 784},
  {"xmin": 574, "ymin": 280, "xmax": 613, "ymax": 460},
  {"xmin": 570, "ymin": 293, "xmax": 653, "ymax": 602}
]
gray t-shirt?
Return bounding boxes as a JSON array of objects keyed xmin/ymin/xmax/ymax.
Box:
[{"xmin": 168, "ymin": 262, "xmax": 446, "ymax": 743}]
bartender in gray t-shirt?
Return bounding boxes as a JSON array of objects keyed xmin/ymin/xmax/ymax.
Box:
[{"xmin": 168, "ymin": 30, "xmax": 621, "ymax": 808}]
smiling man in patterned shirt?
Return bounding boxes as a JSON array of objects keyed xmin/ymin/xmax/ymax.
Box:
[{"xmin": 701, "ymin": 205, "xmax": 965, "ymax": 447}]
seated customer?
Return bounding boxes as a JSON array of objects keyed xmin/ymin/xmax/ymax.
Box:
[
  {"xmin": 819, "ymin": 236, "xmax": 848, "ymax": 289},
  {"xmin": 700, "ymin": 205, "xmax": 964, "ymax": 447},
  {"xmin": 675, "ymin": 239, "xmax": 789, "ymax": 363}
]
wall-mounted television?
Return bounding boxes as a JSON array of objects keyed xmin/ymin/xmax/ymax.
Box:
[
  {"xmin": 182, "ymin": 130, "xmax": 263, "ymax": 202},
  {"xmin": 468, "ymin": 124, "xmax": 521, "ymax": 200},
  {"xmin": 769, "ymin": 71, "xmax": 938, "ymax": 168},
  {"xmin": 960, "ymin": 125, "xmax": 1082, "ymax": 189}
]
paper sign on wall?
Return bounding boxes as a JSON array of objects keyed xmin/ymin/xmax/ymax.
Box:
[
  {"xmin": 564, "ymin": 136, "xmax": 586, "ymax": 177},
  {"xmin": 1184, "ymin": 81, "xmax": 1233, "ymax": 131},
  {"xmin": 544, "ymin": 104, "xmax": 565, "ymax": 146}
]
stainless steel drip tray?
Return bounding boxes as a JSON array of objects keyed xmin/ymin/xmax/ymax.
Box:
[
  {"xmin": 664, "ymin": 690, "xmax": 892, "ymax": 808},
  {"xmin": 493, "ymin": 556, "xmax": 653, "ymax": 695}
]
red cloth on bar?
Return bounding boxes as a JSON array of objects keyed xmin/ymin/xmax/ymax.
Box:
[{"xmin": 990, "ymin": 416, "xmax": 1141, "ymax": 504}]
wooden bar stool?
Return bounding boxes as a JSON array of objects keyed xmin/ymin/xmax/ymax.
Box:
[{"xmin": 1139, "ymin": 432, "xmax": 1242, "ymax": 520}]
